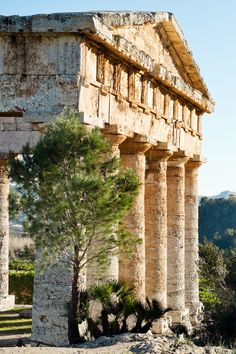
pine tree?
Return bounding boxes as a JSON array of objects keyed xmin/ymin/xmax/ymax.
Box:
[{"xmin": 9, "ymin": 110, "xmax": 139, "ymax": 343}]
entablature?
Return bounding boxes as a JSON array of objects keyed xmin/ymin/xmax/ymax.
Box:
[
  {"xmin": 80, "ymin": 39, "xmax": 204, "ymax": 139},
  {"xmin": 0, "ymin": 12, "xmax": 214, "ymax": 114},
  {"xmin": 82, "ymin": 33, "xmax": 213, "ymax": 114}
]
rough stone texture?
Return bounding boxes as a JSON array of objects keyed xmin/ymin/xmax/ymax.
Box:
[
  {"xmin": 0, "ymin": 160, "xmax": 10, "ymax": 297},
  {"xmin": 0, "ymin": 33, "xmax": 80, "ymax": 117},
  {"xmin": 0, "ymin": 11, "xmax": 215, "ymax": 344},
  {"xmin": 167, "ymin": 156, "xmax": 190, "ymax": 326},
  {"xmin": 145, "ymin": 147, "xmax": 173, "ymax": 307},
  {"xmin": 119, "ymin": 138, "xmax": 151, "ymax": 301},
  {"xmin": 73, "ymin": 333, "xmax": 234, "ymax": 354},
  {"xmin": 86, "ymin": 133, "xmax": 126, "ymax": 287},
  {"xmin": 0, "ymin": 12, "xmax": 213, "ymax": 154},
  {"xmin": 0, "ymin": 159, "xmax": 15, "ymax": 310},
  {"xmin": 185, "ymin": 160, "xmax": 203, "ymax": 323},
  {"xmin": 103, "ymin": 134, "xmax": 127, "ymax": 283},
  {"xmin": 0, "ymin": 332, "xmax": 235, "ymax": 353},
  {"xmin": 0, "ymin": 293, "xmax": 15, "ymax": 311},
  {"xmin": 31, "ymin": 258, "xmax": 73, "ymax": 346}
]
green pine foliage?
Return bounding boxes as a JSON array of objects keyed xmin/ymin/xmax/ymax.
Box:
[
  {"xmin": 199, "ymin": 196, "xmax": 236, "ymax": 250},
  {"xmin": 9, "ymin": 110, "xmax": 140, "ymax": 343},
  {"xmin": 9, "ymin": 111, "xmax": 139, "ymax": 270}
]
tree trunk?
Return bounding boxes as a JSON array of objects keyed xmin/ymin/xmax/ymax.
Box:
[{"xmin": 68, "ymin": 248, "xmax": 81, "ymax": 344}]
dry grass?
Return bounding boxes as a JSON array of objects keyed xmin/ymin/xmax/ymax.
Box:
[{"xmin": 9, "ymin": 236, "xmax": 35, "ymax": 260}]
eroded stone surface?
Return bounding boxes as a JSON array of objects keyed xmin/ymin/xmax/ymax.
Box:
[
  {"xmin": 119, "ymin": 138, "xmax": 151, "ymax": 301},
  {"xmin": 0, "ymin": 161, "xmax": 11, "ymax": 298},
  {"xmin": 145, "ymin": 148, "xmax": 173, "ymax": 307},
  {"xmin": 0, "ymin": 11, "xmax": 214, "ymax": 344}
]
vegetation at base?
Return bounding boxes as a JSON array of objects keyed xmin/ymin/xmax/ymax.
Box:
[
  {"xmin": 197, "ymin": 240, "xmax": 236, "ymax": 347},
  {"xmin": 76, "ymin": 280, "xmax": 170, "ymax": 341},
  {"xmin": 198, "ymin": 196, "xmax": 236, "ymax": 346},
  {"xmin": 9, "ymin": 110, "xmax": 140, "ymax": 344},
  {"xmin": 9, "ymin": 270, "xmax": 34, "ymax": 304}
]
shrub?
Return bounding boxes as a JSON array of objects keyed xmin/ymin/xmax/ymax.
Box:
[
  {"xmin": 193, "ymin": 304, "xmax": 236, "ymax": 348},
  {"xmin": 9, "ymin": 259, "xmax": 34, "ymax": 271},
  {"xmin": 199, "ymin": 276, "xmax": 220, "ymax": 310},
  {"xmin": 9, "ymin": 270, "xmax": 34, "ymax": 304},
  {"xmin": 198, "ymin": 240, "xmax": 236, "ymax": 347},
  {"xmin": 9, "ymin": 236, "xmax": 35, "ymax": 261},
  {"xmin": 78, "ymin": 281, "xmax": 170, "ymax": 340}
]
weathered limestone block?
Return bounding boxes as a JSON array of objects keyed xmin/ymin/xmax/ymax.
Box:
[
  {"xmin": 0, "ymin": 159, "xmax": 15, "ymax": 310},
  {"xmin": 167, "ymin": 155, "xmax": 190, "ymax": 325},
  {"xmin": 145, "ymin": 147, "xmax": 173, "ymax": 307},
  {"xmin": 0, "ymin": 11, "xmax": 215, "ymax": 343},
  {"xmin": 0, "ymin": 131, "xmax": 41, "ymax": 154},
  {"xmin": 185, "ymin": 159, "xmax": 203, "ymax": 323},
  {"xmin": 0, "ymin": 160, "xmax": 9, "ymax": 298},
  {"xmin": 119, "ymin": 137, "xmax": 151, "ymax": 301},
  {"xmin": 0, "ymin": 34, "xmax": 81, "ymax": 115},
  {"xmin": 32, "ymin": 258, "xmax": 73, "ymax": 346}
]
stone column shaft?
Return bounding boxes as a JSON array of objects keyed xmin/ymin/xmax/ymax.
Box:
[
  {"xmin": 0, "ymin": 159, "xmax": 14, "ymax": 310},
  {"xmin": 0, "ymin": 160, "xmax": 9, "ymax": 297},
  {"xmin": 119, "ymin": 138, "xmax": 151, "ymax": 301},
  {"xmin": 167, "ymin": 156, "xmax": 189, "ymax": 319},
  {"xmin": 145, "ymin": 148, "xmax": 173, "ymax": 307},
  {"xmin": 86, "ymin": 133, "xmax": 126, "ymax": 286},
  {"xmin": 185, "ymin": 160, "xmax": 202, "ymax": 322}
]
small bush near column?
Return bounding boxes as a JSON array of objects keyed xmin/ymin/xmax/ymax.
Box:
[{"xmin": 76, "ymin": 280, "xmax": 170, "ymax": 341}]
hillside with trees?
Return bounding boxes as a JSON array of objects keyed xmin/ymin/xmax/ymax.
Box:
[
  {"xmin": 199, "ymin": 195, "xmax": 236, "ymax": 250},
  {"xmin": 198, "ymin": 195, "xmax": 236, "ymax": 346}
]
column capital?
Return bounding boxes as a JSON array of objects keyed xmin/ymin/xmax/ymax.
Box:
[
  {"xmin": 186, "ymin": 155, "xmax": 206, "ymax": 170},
  {"xmin": 119, "ymin": 135, "xmax": 152, "ymax": 155},
  {"xmin": 102, "ymin": 124, "xmax": 133, "ymax": 138},
  {"xmin": 103, "ymin": 133, "xmax": 126, "ymax": 146},
  {"xmin": 168, "ymin": 154, "xmax": 189, "ymax": 167},
  {"xmin": 146, "ymin": 146, "xmax": 173, "ymax": 162},
  {"xmin": 185, "ymin": 160, "xmax": 202, "ymax": 170}
]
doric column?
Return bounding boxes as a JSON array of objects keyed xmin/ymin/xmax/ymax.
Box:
[
  {"xmin": 104, "ymin": 134, "xmax": 127, "ymax": 281},
  {"xmin": 167, "ymin": 155, "xmax": 189, "ymax": 324},
  {"xmin": 86, "ymin": 133, "xmax": 126, "ymax": 286},
  {"xmin": 0, "ymin": 159, "xmax": 15, "ymax": 309},
  {"xmin": 119, "ymin": 137, "xmax": 151, "ymax": 301},
  {"xmin": 185, "ymin": 159, "xmax": 202, "ymax": 323},
  {"xmin": 145, "ymin": 147, "xmax": 173, "ymax": 307},
  {"xmin": 0, "ymin": 160, "xmax": 9, "ymax": 297}
]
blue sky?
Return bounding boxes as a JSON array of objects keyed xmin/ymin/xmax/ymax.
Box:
[{"xmin": 0, "ymin": 1, "xmax": 234, "ymax": 196}]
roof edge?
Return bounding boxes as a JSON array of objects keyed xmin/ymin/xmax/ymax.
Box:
[{"xmin": 0, "ymin": 11, "xmax": 214, "ymax": 111}]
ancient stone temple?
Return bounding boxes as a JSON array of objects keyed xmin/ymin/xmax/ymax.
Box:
[{"xmin": 0, "ymin": 12, "xmax": 214, "ymax": 344}]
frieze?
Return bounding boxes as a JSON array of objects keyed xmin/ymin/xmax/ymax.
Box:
[{"xmin": 83, "ymin": 41, "xmax": 204, "ymax": 139}]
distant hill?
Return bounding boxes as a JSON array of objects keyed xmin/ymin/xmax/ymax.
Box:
[
  {"xmin": 211, "ymin": 190, "xmax": 236, "ymax": 199},
  {"xmin": 199, "ymin": 194, "xmax": 236, "ymax": 249},
  {"xmin": 199, "ymin": 190, "xmax": 236, "ymax": 202}
]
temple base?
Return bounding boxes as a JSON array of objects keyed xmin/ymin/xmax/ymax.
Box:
[
  {"xmin": 168, "ymin": 308, "xmax": 192, "ymax": 334},
  {"xmin": 0, "ymin": 295, "xmax": 15, "ymax": 311},
  {"xmin": 152, "ymin": 317, "xmax": 172, "ymax": 335},
  {"xmin": 189, "ymin": 302, "xmax": 204, "ymax": 325}
]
